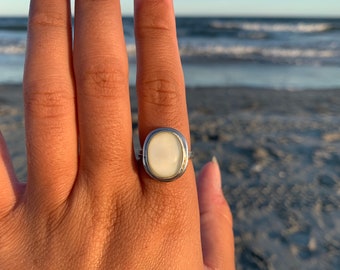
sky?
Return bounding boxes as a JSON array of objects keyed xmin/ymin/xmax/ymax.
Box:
[{"xmin": 0, "ymin": 0, "xmax": 339, "ymax": 17}]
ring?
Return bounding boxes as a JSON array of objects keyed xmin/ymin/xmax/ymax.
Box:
[{"xmin": 141, "ymin": 128, "xmax": 191, "ymax": 182}]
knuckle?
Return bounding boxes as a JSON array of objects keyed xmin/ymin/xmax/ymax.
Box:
[
  {"xmin": 29, "ymin": 12, "xmax": 68, "ymax": 29},
  {"xmin": 80, "ymin": 60, "xmax": 128, "ymax": 99},
  {"xmin": 76, "ymin": 173, "xmax": 137, "ymax": 230},
  {"xmin": 81, "ymin": 0, "xmax": 112, "ymax": 3},
  {"xmin": 24, "ymin": 81, "xmax": 74, "ymax": 119},
  {"xmin": 136, "ymin": 0, "xmax": 173, "ymax": 37},
  {"xmin": 201, "ymin": 199, "xmax": 234, "ymax": 227},
  {"xmin": 139, "ymin": 76, "xmax": 180, "ymax": 108},
  {"xmin": 147, "ymin": 203, "xmax": 183, "ymax": 230},
  {"xmin": 138, "ymin": 20, "xmax": 172, "ymax": 39},
  {"xmin": 145, "ymin": 190, "xmax": 188, "ymax": 229}
]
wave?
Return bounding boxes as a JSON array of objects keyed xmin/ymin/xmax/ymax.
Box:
[
  {"xmin": 116, "ymin": 43, "xmax": 339, "ymax": 64},
  {"xmin": 210, "ymin": 21, "xmax": 333, "ymax": 33},
  {"xmin": 0, "ymin": 25, "xmax": 27, "ymax": 31},
  {"xmin": 179, "ymin": 45, "xmax": 338, "ymax": 60},
  {"xmin": 0, "ymin": 44, "xmax": 26, "ymax": 55},
  {"xmin": 127, "ymin": 44, "xmax": 340, "ymax": 59},
  {"xmin": 2, "ymin": 41, "xmax": 337, "ymax": 63}
]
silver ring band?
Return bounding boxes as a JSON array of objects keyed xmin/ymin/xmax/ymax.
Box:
[{"xmin": 141, "ymin": 128, "xmax": 191, "ymax": 182}]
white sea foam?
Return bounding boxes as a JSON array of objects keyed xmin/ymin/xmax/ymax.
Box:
[
  {"xmin": 260, "ymin": 48, "xmax": 336, "ymax": 58},
  {"xmin": 0, "ymin": 45, "xmax": 26, "ymax": 55},
  {"xmin": 179, "ymin": 45, "xmax": 337, "ymax": 59},
  {"xmin": 126, "ymin": 44, "xmax": 136, "ymax": 56},
  {"xmin": 211, "ymin": 21, "xmax": 332, "ymax": 33}
]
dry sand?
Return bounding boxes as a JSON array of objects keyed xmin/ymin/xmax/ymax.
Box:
[{"xmin": 1, "ymin": 84, "xmax": 340, "ymax": 269}]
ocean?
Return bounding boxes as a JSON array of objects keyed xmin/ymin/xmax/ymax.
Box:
[
  {"xmin": 1, "ymin": 16, "xmax": 340, "ymax": 90},
  {"xmin": 1, "ymin": 17, "xmax": 340, "ymax": 269}
]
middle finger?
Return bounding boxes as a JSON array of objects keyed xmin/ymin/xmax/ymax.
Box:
[{"xmin": 74, "ymin": 0, "xmax": 136, "ymax": 190}]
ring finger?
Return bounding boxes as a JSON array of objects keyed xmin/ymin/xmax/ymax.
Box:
[
  {"xmin": 135, "ymin": 0, "xmax": 189, "ymax": 141},
  {"xmin": 135, "ymin": 0, "xmax": 194, "ymax": 189},
  {"xmin": 134, "ymin": 0, "xmax": 201, "ymax": 258}
]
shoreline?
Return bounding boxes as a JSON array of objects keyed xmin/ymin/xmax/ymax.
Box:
[
  {"xmin": 3, "ymin": 82, "xmax": 340, "ymax": 92},
  {"xmin": 1, "ymin": 84, "xmax": 340, "ymax": 269}
]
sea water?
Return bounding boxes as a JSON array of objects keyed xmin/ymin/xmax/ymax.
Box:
[{"xmin": 1, "ymin": 16, "xmax": 340, "ymax": 90}]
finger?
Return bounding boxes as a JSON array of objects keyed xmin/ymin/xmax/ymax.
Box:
[
  {"xmin": 197, "ymin": 159, "xmax": 235, "ymax": 270},
  {"xmin": 134, "ymin": 1, "xmax": 200, "ymax": 258},
  {"xmin": 23, "ymin": 0, "xmax": 77, "ymax": 204},
  {"xmin": 135, "ymin": 0, "xmax": 194, "ymax": 187},
  {"xmin": 134, "ymin": 0, "xmax": 189, "ymax": 142},
  {"xmin": 0, "ymin": 132, "xmax": 18, "ymax": 215},
  {"xmin": 74, "ymin": 0, "xmax": 136, "ymax": 192}
]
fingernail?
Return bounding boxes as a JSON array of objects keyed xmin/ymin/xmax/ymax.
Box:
[
  {"xmin": 212, "ymin": 155, "xmax": 219, "ymax": 165},
  {"xmin": 211, "ymin": 156, "xmax": 222, "ymax": 191}
]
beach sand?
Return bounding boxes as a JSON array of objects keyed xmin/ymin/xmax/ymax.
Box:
[{"xmin": 1, "ymin": 84, "xmax": 340, "ymax": 269}]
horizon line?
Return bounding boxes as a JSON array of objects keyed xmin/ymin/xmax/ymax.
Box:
[{"xmin": 0, "ymin": 13, "xmax": 340, "ymax": 19}]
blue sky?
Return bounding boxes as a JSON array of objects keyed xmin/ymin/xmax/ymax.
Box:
[{"xmin": 0, "ymin": 0, "xmax": 339, "ymax": 17}]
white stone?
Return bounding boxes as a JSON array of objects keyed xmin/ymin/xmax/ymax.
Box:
[{"xmin": 147, "ymin": 131, "xmax": 183, "ymax": 179}]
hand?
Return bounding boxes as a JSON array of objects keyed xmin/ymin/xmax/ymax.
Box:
[{"xmin": 0, "ymin": 0, "xmax": 235, "ymax": 269}]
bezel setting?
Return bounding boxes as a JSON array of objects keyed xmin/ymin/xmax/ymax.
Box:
[{"xmin": 142, "ymin": 128, "xmax": 190, "ymax": 182}]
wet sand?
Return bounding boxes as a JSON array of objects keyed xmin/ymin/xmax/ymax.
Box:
[{"xmin": 1, "ymin": 84, "xmax": 340, "ymax": 269}]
